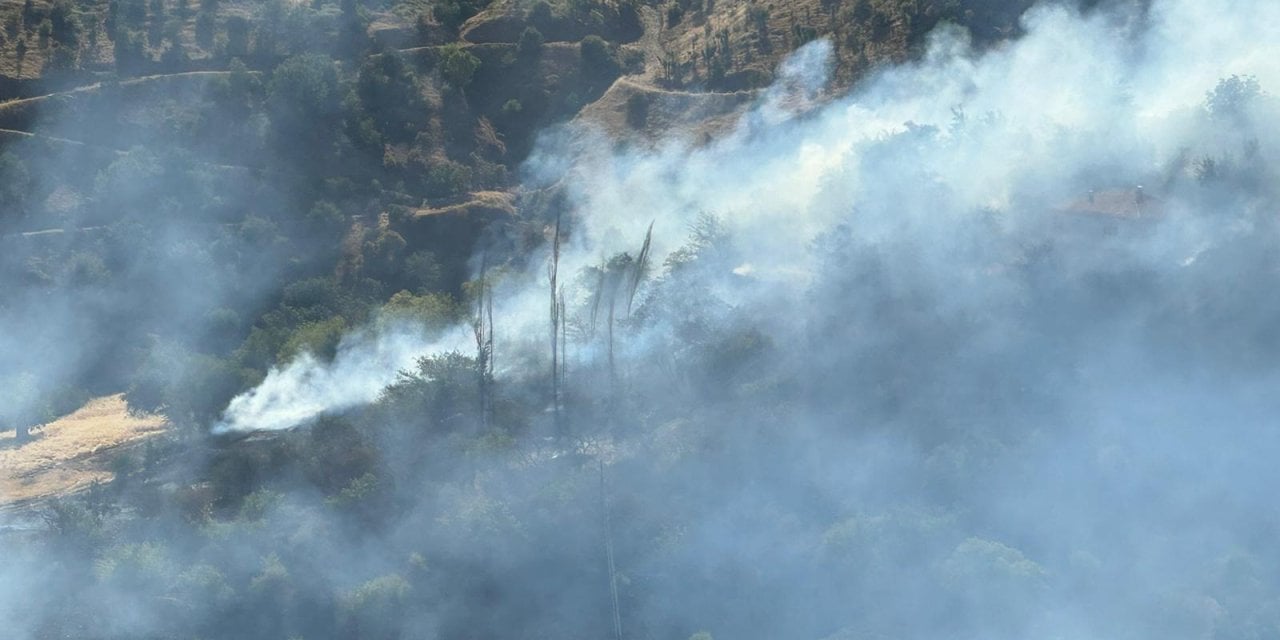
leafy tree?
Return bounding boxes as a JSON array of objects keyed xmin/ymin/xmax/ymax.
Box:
[
  {"xmin": 340, "ymin": 574, "xmax": 411, "ymax": 640},
  {"xmin": 271, "ymin": 54, "xmax": 340, "ymax": 115},
  {"xmin": 37, "ymin": 19, "xmax": 53, "ymax": 48},
  {"xmin": 268, "ymin": 53, "xmax": 341, "ymax": 154},
  {"xmin": 112, "ymin": 29, "xmax": 148, "ymax": 75},
  {"xmin": 1207, "ymin": 74, "xmax": 1263, "ymax": 123},
  {"xmin": 528, "ymin": 0, "xmax": 553, "ymax": 26},
  {"xmin": 194, "ymin": 10, "xmax": 214, "ymax": 48},
  {"xmin": 402, "ymin": 249, "xmax": 445, "ymax": 292},
  {"xmin": 225, "ymin": 14, "xmax": 250, "ymax": 58},
  {"xmin": 516, "ymin": 26, "xmax": 544, "ymax": 60},
  {"xmin": 160, "ymin": 39, "xmax": 188, "ymax": 69},
  {"xmin": 278, "ymin": 316, "xmax": 348, "ymax": 362},
  {"xmin": 437, "ymin": 43, "xmax": 480, "ymax": 88},
  {"xmin": 580, "ymin": 34, "xmax": 617, "ymax": 79},
  {"xmin": 424, "ymin": 158, "xmax": 472, "ymax": 195},
  {"xmin": 383, "ymin": 290, "xmax": 456, "ymax": 328},
  {"xmin": 667, "ymin": 3, "xmax": 684, "ymax": 27},
  {"xmin": 126, "ymin": 340, "xmax": 247, "ymax": 427},
  {"xmin": 13, "ymin": 36, "xmax": 26, "ymax": 77},
  {"xmin": 432, "ymin": 0, "xmax": 487, "ymax": 32},
  {"xmin": 147, "ymin": 0, "xmax": 166, "ymax": 41},
  {"xmin": 307, "ymin": 200, "xmax": 348, "ymax": 236},
  {"xmin": 49, "ymin": 0, "xmax": 81, "ymax": 47},
  {"xmin": 118, "ymin": 0, "xmax": 147, "ymax": 29},
  {"xmin": 356, "ymin": 50, "xmax": 427, "ymax": 142}
]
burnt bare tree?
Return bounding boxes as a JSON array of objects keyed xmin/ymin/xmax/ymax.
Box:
[{"xmin": 473, "ymin": 254, "xmax": 495, "ymax": 430}]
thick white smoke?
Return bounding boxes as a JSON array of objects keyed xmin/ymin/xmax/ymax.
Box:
[
  {"xmin": 216, "ymin": 0, "xmax": 1280, "ymax": 449},
  {"xmin": 213, "ymin": 321, "xmax": 470, "ymax": 433}
]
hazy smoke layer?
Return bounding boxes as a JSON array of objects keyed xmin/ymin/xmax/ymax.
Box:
[
  {"xmin": 226, "ymin": 0, "xmax": 1280, "ymax": 431},
  {"xmin": 7, "ymin": 0, "xmax": 1279, "ymax": 639}
]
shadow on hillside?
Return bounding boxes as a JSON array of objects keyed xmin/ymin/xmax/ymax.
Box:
[{"xmin": 0, "ymin": 429, "xmax": 46, "ymax": 451}]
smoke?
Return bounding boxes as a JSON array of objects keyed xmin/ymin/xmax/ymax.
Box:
[
  {"xmin": 213, "ymin": 320, "xmax": 471, "ymax": 434},
  {"xmin": 205, "ymin": 0, "xmax": 1280, "ymax": 634},
  {"xmin": 6, "ymin": 0, "xmax": 1280, "ymax": 638}
]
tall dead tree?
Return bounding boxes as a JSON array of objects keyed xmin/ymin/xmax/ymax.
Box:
[
  {"xmin": 587, "ymin": 222, "xmax": 656, "ymax": 397},
  {"xmin": 473, "ymin": 254, "xmax": 495, "ymax": 430},
  {"xmin": 558, "ymin": 285, "xmax": 569, "ymax": 435},
  {"xmin": 625, "ymin": 222, "xmax": 654, "ymax": 316},
  {"xmin": 549, "ymin": 213, "xmax": 563, "ymax": 437}
]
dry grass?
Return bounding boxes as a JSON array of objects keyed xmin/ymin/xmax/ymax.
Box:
[
  {"xmin": 0, "ymin": 394, "xmax": 167, "ymax": 507},
  {"xmin": 1059, "ymin": 188, "xmax": 1163, "ymax": 219},
  {"xmin": 413, "ymin": 190, "xmax": 517, "ymax": 218}
]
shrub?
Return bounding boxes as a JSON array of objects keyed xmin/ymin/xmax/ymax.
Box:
[
  {"xmin": 383, "ymin": 290, "xmax": 457, "ymax": 328},
  {"xmin": 225, "ymin": 15, "xmax": 250, "ymax": 57},
  {"xmin": 528, "ymin": 0, "xmax": 553, "ymax": 26},
  {"xmin": 195, "ymin": 11, "xmax": 215, "ymax": 47},
  {"xmin": 278, "ymin": 316, "xmax": 348, "ymax": 362},
  {"xmin": 341, "ymin": 574, "xmax": 410, "ymax": 640},
  {"xmin": 402, "ymin": 250, "xmax": 445, "ymax": 292},
  {"xmin": 580, "ymin": 34, "xmax": 617, "ymax": 78},
  {"xmin": 667, "ymin": 3, "xmax": 683, "ymax": 27},
  {"xmin": 626, "ymin": 92, "xmax": 650, "ymax": 128},
  {"xmin": 425, "ymin": 158, "xmax": 472, "ymax": 196}
]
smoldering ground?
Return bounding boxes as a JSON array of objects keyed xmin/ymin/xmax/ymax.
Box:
[{"xmin": 6, "ymin": 0, "xmax": 1280, "ymax": 639}]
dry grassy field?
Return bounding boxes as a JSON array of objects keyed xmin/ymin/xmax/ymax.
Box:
[{"xmin": 0, "ymin": 394, "xmax": 166, "ymax": 507}]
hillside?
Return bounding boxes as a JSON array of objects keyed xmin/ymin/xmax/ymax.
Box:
[
  {"xmin": 6, "ymin": 1, "xmax": 1280, "ymax": 640},
  {"xmin": 0, "ymin": 0, "xmax": 1045, "ymax": 438}
]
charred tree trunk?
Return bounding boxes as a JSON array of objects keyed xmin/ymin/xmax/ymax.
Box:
[
  {"xmin": 474, "ymin": 255, "xmax": 495, "ymax": 431},
  {"xmin": 549, "ymin": 213, "xmax": 563, "ymax": 438}
]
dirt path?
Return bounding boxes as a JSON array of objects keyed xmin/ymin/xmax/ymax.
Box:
[
  {"xmin": 0, "ymin": 70, "xmax": 248, "ymax": 113},
  {"xmin": 0, "ymin": 127, "xmax": 102, "ymax": 148},
  {"xmin": 0, "ymin": 127, "xmax": 260, "ymax": 175},
  {"xmin": 612, "ymin": 75, "xmax": 757, "ymax": 98}
]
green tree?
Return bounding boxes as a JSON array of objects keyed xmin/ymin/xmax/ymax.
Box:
[
  {"xmin": 580, "ymin": 34, "xmax": 617, "ymax": 79},
  {"xmin": 432, "ymin": 0, "xmax": 485, "ymax": 32},
  {"xmin": 225, "ymin": 14, "xmax": 250, "ymax": 58},
  {"xmin": 49, "ymin": 0, "xmax": 82, "ymax": 47},
  {"xmin": 14, "ymin": 36, "xmax": 26, "ymax": 77},
  {"xmin": 37, "ymin": 19, "xmax": 53, "ymax": 48},
  {"xmin": 113, "ymin": 28, "xmax": 148, "ymax": 74},
  {"xmin": 268, "ymin": 53, "xmax": 340, "ymax": 154},
  {"xmin": 194, "ymin": 10, "xmax": 213, "ymax": 47},
  {"xmin": 340, "ymin": 575, "xmax": 411, "ymax": 640},
  {"xmin": 516, "ymin": 25, "xmax": 544, "ymax": 60},
  {"xmin": 147, "ymin": 0, "xmax": 166, "ymax": 41},
  {"xmin": 1207, "ymin": 74, "xmax": 1262, "ymax": 123},
  {"xmin": 437, "ymin": 43, "xmax": 480, "ymax": 88},
  {"xmin": 356, "ymin": 50, "xmax": 426, "ymax": 142}
]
